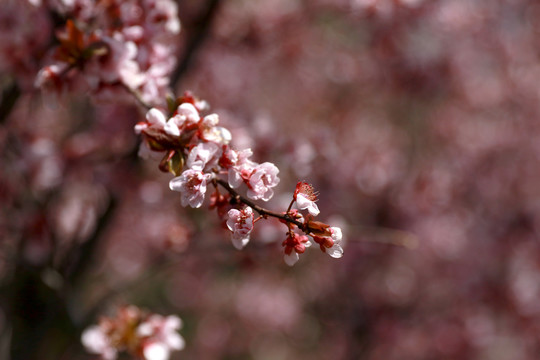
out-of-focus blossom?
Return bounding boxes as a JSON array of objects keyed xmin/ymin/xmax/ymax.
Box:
[
  {"xmin": 0, "ymin": 1, "xmax": 51, "ymax": 88},
  {"xmin": 81, "ymin": 325, "xmax": 117, "ymax": 360},
  {"xmin": 137, "ymin": 315, "xmax": 185, "ymax": 360},
  {"xmin": 226, "ymin": 207, "xmax": 255, "ymax": 249},
  {"xmin": 35, "ymin": 0, "xmax": 181, "ymax": 106},
  {"xmin": 84, "ymin": 34, "xmax": 145, "ymax": 90},
  {"xmin": 81, "ymin": 306, "xmax": 184, "ymax": 360}
]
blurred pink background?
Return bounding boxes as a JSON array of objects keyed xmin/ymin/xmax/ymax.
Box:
[{"xmin": 3, "ymin": 0, "xmax": 540, "ymax": 359}]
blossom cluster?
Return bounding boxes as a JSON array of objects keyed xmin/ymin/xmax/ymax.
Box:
[
  {"xmin": 33, "ymin": 0, "xmax": 180, "ymax": 106},
  {"xmin": 135, "ymin": 92, "xmax": 279, "ymax": 205},
  {"xmin": 135, "ymin": 93, "xmax": 343, "ymax": 265},
  {"xmin": 81, "ymin": 305, "xmax": 184, "ymax": 360}
]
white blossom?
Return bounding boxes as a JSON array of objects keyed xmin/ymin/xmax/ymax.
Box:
[
  {"xmin": 296, "ymin": 193, "xmax": 320, "ymax": 216},
  {"xmin": 137, "ymin": 108, "xmax": 180, "ymax": 136},
  {"xmin": 137, "ymin": 314, "xmax": 185, "ymax": 360},
  {"xmin": 81, "ymin": 325, "xmax": 117, "ymax": 360},
  {"xmin": 326, "ymin": 227, "xmax": 344, "ymax": 258},
  {"xmin": 170, "ymin": 102, "xmax": 200, "ymax": 128},
  {"xmin": 200, "ymin": 114, "xmax": 232, "ymax": 144},
  {"xmin": 284, "ymin": 251, "xmax": 299, "ymax": 266}
]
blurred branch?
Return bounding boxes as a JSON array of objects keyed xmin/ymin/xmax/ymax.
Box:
[
  {"xmin": 0, "ymin": 79, "xmax": 21, "ymax": 124},
  {"xmin": 7, "ymin": 263, "xmax": 75, "ymax": 360},
  {"xmin": 353, "ymin": 225, "xmax": 419, "ymax": 249},
  {"xmin": 120, "ymin": 82, "xmax": 152, "ymax": 110},
  {"xmin": 169, "ymin": 0, "xmax": 222, "ymax": 88},
  {"xmin": 59, "ymin": 195, "xmax": 117, "ymax": 285}
]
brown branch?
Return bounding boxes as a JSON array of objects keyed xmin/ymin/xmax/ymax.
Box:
[{"xmin": 213, "ymin": 177, "xmax": 304, "ymax": 229}]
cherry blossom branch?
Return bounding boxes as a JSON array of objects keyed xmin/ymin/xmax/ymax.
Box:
[{"xmin": 134, "ymin": 96, "xmax": 344, "ymax": 265}]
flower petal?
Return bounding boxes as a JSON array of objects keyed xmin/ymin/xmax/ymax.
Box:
[
  {"xmin": 143, "ymin": 342, "xmax": 169, "ymax": 360},
  {"xmin": 284, "ymin": 252, "xmax": 299, "ymax": 266},
  {"xmin": 327, "ymin": 244, "xmax": 344, "ymax": 258}
]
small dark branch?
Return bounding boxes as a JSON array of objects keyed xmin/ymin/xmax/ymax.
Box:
[
  {"xmin": 119, "ymin": 82, "xmax": 152, "ymax": 110},
  {"xmin": 214, "ymin": 178, "xmax": 304, "ymax": 229},
  {"xmin": 170, "ymin": 0, "xmax": 222, "ymax": 88},
  {"xmin": 286, "ymin": 198, "xmax": 295, "ymax": 214},
  {"xmin": 0, "ymin": 80, "xmax": 21, "ymax": 124}
]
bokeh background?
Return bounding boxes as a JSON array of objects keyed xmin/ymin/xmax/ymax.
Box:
[{"xmin": 3, "ymin": 0, "xmax": 540, "ymax": 359}]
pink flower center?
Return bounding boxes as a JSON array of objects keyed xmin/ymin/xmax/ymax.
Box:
[{"xmin": 295, "ymin": 182, "xmax": 318, "ymax": 201}]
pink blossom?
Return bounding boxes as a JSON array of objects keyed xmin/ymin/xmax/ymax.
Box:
[
  {"xmin": 226, "ymin": 207, "xmax": 255, "ymax": 249},
  {"xmin": 246, "ymin": 162, "xmax": 280, "ymax": 201},
  {"xmin": 219, "ymin": 146, "xmax": 239, "ymax": 169},
  {"xmin": 169, "ymin": 169, "xmax": 212, "ymax": 208},
  {"xmin": 186, "ymin": 142, "xmax": 221, "ymax": 171},
  {"xmin": 138, "ymin": 43, "xmax": 176, "ymax": 106},
  {"xmin": 294, "ymin": 182, "xmax": 320, "ymax": 216},
  {"xmin": 226, "ymin": 149, "xmax": 256, "ymax": 187},
  {"xmin": 33, "ymin": 0, "xmax": 181, "ymax": 106},
  {"xmin": 34, "ymin": 63, "xmax": 68, "ymax": 104}
]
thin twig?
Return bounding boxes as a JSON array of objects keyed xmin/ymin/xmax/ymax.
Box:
[
  {"xmin": 60, "ymin": 196, "xmax": 117, "ymax": 285},
  {"xmin": 213, "ymin": 177, "xmax": 304, "ymax": 228},
  {"xmin": 120, "ymin": 82, "xmax": 152, "ymax": 110}
]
